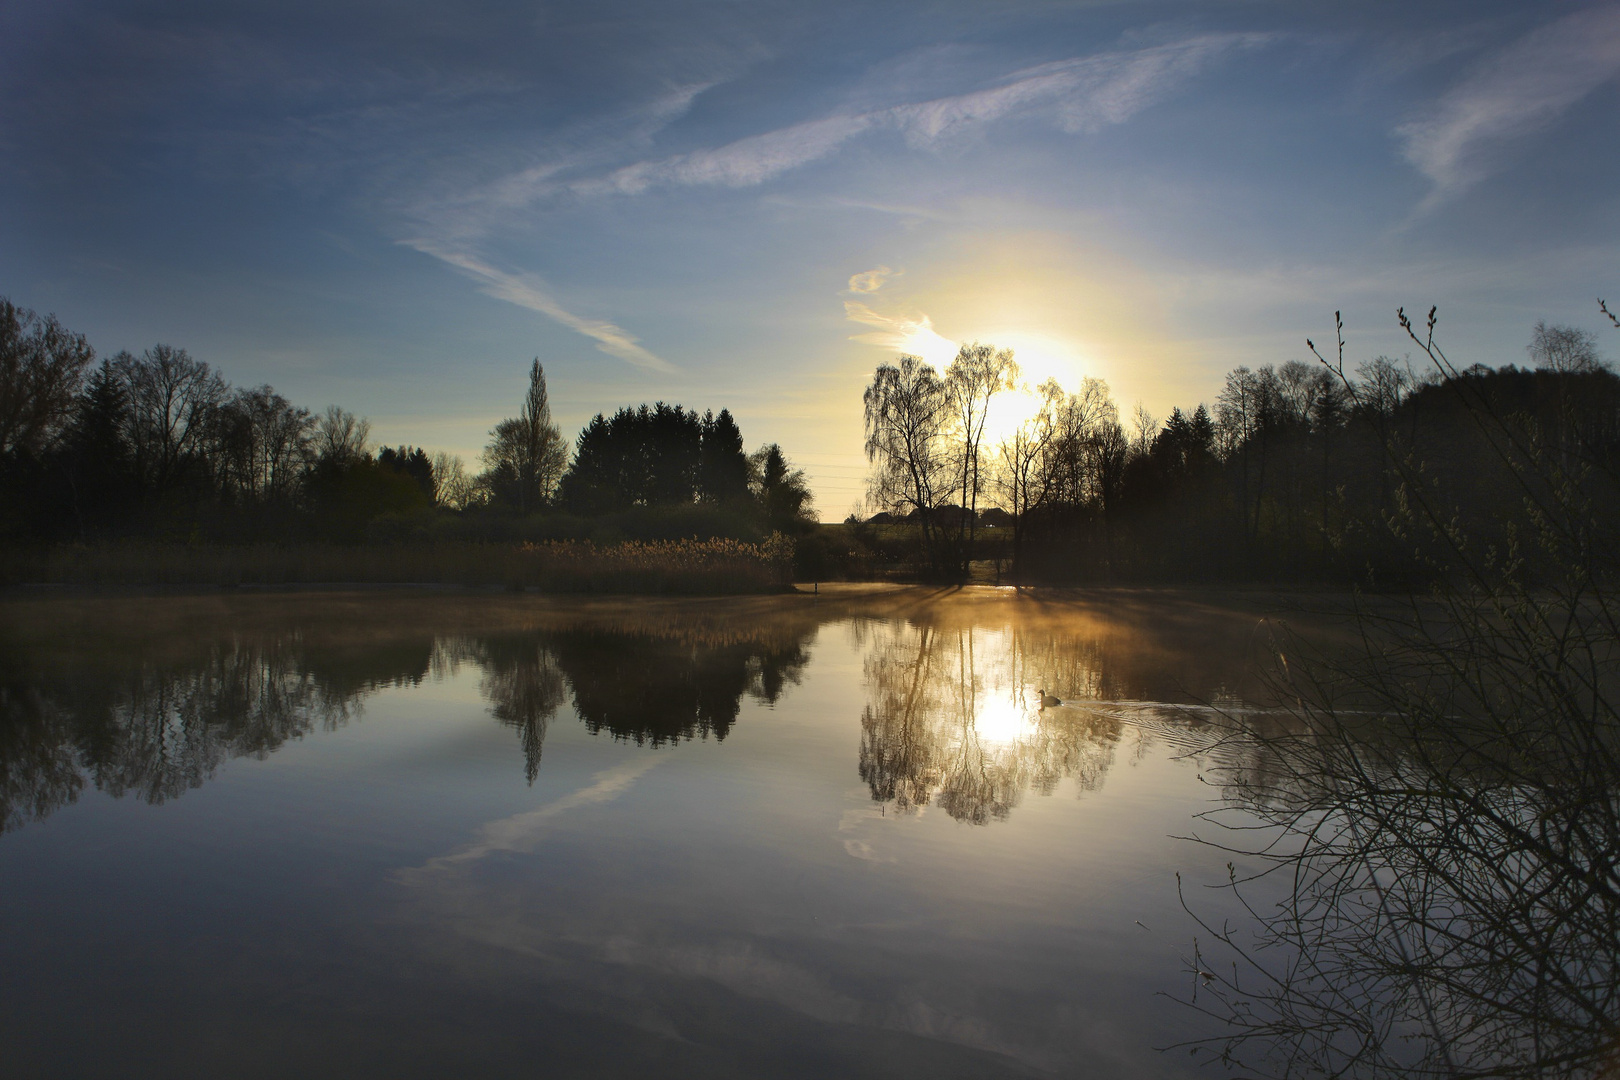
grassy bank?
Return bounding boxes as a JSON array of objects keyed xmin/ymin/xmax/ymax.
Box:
[{"xmin": 2, "ymin": 537, "xmax": 796, "ymax": 594}]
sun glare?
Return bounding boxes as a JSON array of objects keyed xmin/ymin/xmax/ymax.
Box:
[
  {"xmin": 981, "ymin": 332, "xmax": 1090, "ymax": 447},
  {"xmin": 877, "ymin": 314, "xmax": 1096, "ymax": 450},
  {"xmin": 893, "ymin": 321, "xmax": 960, "ymax": 368},
  {"xmin": 970, "ymin": 694, "xmax": 1040, "ymax": 747}
]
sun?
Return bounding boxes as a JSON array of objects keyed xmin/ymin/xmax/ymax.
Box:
[
  {"xmin": 880, "ymin": 319, "xmax": 1096, "ymax": 449},
  {"xmin": 978, "ymin": 331, "xmax": 1090, "ymax": 447}
]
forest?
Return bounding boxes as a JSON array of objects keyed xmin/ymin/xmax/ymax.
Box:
[
  {"xmin": 855, "ymin": 308, "xmax": 1620, "ymax": 586},
  {"xmin": 0, "ymin": 298, "xmax": 815, "ymax": 557},
  {"xmin": 5, "ymin": 291, "xmax": 1618, "ymax": 589}
]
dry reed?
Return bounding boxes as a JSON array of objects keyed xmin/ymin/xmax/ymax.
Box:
[{"xmin": 2, "ymin": 536, "xmax": 796, "ymax": 594}]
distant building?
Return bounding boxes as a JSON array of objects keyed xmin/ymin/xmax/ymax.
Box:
[{"xmin": 979, "ymin": 507, "xmax": 1014, "ymax": 528}]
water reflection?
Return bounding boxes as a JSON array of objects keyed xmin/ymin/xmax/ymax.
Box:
[
  {"xmin": 546, "ymin": 629, "xmax": 808, "ymax": 748},
  {"xmin": 463, "ymin": 628, "xmax": 810, "ymax": 782},
  {"xmin": 856, "ymin": 619, "xmax": 1261, "ymax": 825},
  {"xmin": 1, "ymin": 590, "xmax": 1282, "ymax": 834},
  {"xmin": 468, "ymin": 637, "xmax": 567, "ymax": 784},
  {"xmin": 1, "ymin": 638, "xmax": 363, "ymax": 831},
  {"xmin": 0, "ymin": 608, "xmax": 817, "ymax": 830}
]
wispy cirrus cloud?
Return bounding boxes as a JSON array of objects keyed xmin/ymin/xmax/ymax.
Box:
[
  {"xmin": 409, "ymin": 33, "xmax": 1273, "ymax": 369},
  {"xmin": 578, "ymin": 32, "xmax": 1274, "ymax": 197},
  {"xmin": 580, "ymin": 112, "xmax": 880, "ymax": 195},
  {"xmin": 408, "ymin": 240, "xmax": 677, "ymax": 373},
  {"xmin": 1399, "ymin": 6, "xmax": 1620, "ymax": 203}
]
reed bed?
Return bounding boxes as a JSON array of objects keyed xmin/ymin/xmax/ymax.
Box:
[{"xmin": 4, "ymin": 536, "xmax": 796, "ymax": 594}]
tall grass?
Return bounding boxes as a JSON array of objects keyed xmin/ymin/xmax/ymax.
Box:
[{"xmin": 2, "ymin": 536, "xmax": 796, "ymax": 593}]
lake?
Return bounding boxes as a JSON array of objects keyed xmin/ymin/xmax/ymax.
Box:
[{"xmin": 2, "ymin": 586, "xmax": 1603, "ymax": 1078}]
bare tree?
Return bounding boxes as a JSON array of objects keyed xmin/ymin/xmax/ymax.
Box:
[
  {"xmin": 217, "ymin": 386, "xmax": 314, "ymax": 503},
  {"xmin": 994, "ymin": 379, "xmax": 1062, "ymax": 573},
  {"xmin": 1354, "ymin": 355, "xmax": 1412, "ymax": 417},
  {"xmin": 1528, "ymin": 319, "xmax": 1606, "ymax": 374},
  {"xmin": 1217, "ymin": 364, "xmax": 1283, "ymax": 540},
  {"xmin": 0, "ymin": 297, "xmax": 96, "ymax": 455},
  {"xmin": 114, "ymin": 345, "xmax": 227, "ymax": 490},
  {"xmin": 1129, "ymin": 402, "xmax": 1158, "ymax": 460},
  {"xmin": 430, "ymin": 451, "xmax": 476, "ymax": 509},
  {"xmin": 864, "ymin": 355, "xmax": 950, "ymax": 572},
  {"xmin": 313, "ymin": 406, "xmax": 371, "ymax": 463},
  {"xmin": 1045, "ymin": 376, "xmax": 1118, "ymax": 508},
  {"xmin": 945, "ymin": 343, "xmax": 1017, "ymax": 573}
]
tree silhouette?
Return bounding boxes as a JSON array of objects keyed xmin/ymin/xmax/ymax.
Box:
[
  {"xmin": 697, "ymin": 407, "xmax": 749, "ymax": 504},
  {"xmin": 481, "ymin": 359, "xmax": 568, "ymax": 514},
  {"xmin": 750, "ymin": 443, "xmax": 813, "ymax": 531},
  {"xmin": 0, "ymin": 296, "xmax": 96, "ymax": 456},
  {"xmin": 863, "ymin": 354, "xmax": 950, "ymax": 572}
]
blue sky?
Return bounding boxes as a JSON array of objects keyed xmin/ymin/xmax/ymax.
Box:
[{"xmin": 4, "ymin": 0, "xmax": 1618, "ymax": 516}]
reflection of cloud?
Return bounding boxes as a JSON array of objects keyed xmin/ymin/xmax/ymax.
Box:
[
  {"xmin": 1399, "ymin": 7, "xmax": 1620, "ymax": 203},
  {"xmin": 609, "ymin": 938, "xmax": 865, "ymax": 1025},
  {"xmin": 399, "ymin": 756, "xmax": 665, "ymax": 881},
  {"xmin": 838, "ymin": 805, "xmax": 897, "ymax": 862},
  {"xmin": 403, "ymin": 242, "xmax": 676, "ymax": 373}
]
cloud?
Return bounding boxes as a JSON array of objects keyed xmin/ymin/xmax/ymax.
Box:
[
  {"xmin": 576, "ymin": 32, "xmax": 1273, "ymax": 198},
  {"xmin": 401, "ymin": 34, "xmax": 1270, "ymax": 355},
  {"xmin": 406, "ymin": 241, "xmax": 676, "ymax": 373},
  {"xmin": 847, "ymin": 266, "xmax": 895, "ymax": 293},
  {"xmin": 893, "ymin": 33, "xmax": 1270, "ymax": 142},
  {"xmin": 844, "ymin": 300, "xmax": 959, "ymax": 364},
  {"xmin": 476, "ymin": 80, "xmax": 721, "ymax": 210},
  {"xmin": 1399, "ymin": 7, "xmax": 1620, "ymax": 201},
  {"xmin": 584, "ymin": 112, "xmax": 880, "ymax": 194}
]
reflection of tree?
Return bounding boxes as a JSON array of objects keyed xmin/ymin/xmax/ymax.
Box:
[
  {"xmin": 545, "ymin": 630, "xmax": 808, "ymax": 747},
  {"xmin": 0, "ymin": 588, "xmax": 1267, "ymax": 834},
  {"xmin": 0, "ymin": 634, "xmax": 396, "ymax": 831},
  {"xmin": 857, "ymin": 622, "xmax": 1130, "ymax": 824},
  {"xmin": 0, "ymin": 611, "xmax": 819, "ymax": 829},
  {"xmin": 1177, "ymin": 596, "xmax": 1620, "ymax": 1079},
  {"xmin": 0, "ymin": 679, "xmax": 83, "ymax": 834},
  {"xmin": 471, "ymin": 636, "xmax": 567, "ymax": 783}
]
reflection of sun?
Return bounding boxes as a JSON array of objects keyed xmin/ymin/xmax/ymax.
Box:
[{"xmin": 971, "ymin": 694, "xmax": 1039, "ymax": 747}]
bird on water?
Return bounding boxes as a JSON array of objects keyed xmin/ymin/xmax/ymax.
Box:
[{"xmin": 1037, "ymin": 688, "xmax": 1062, "ymax": 709}]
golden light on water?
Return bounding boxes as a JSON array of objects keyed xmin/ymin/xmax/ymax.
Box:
[{"xmin": 968, "ymin": 693, "xmax": 1042, "ymax": 747}]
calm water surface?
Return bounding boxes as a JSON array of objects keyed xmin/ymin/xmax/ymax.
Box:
[{"xmin": 1, "ymin": 588, "xmax": 1294, "ymax": 1078}]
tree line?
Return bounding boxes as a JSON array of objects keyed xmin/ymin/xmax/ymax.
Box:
[
  {"xmin": 0, "ymin": 297, "xmax": 814, "ymax": 545},
  {"xmin": 862, "ymin": 310, "xmax": 1620, "ymax": 584}
]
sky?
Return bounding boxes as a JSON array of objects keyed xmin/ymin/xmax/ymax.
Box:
[{"xmin": 3, "ymin": 0, "xmax": 1618, "ymax": 518}]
